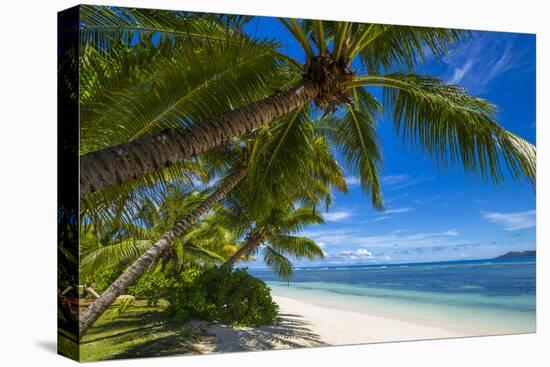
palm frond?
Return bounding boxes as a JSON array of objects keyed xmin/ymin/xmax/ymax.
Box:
[
  {"xmin": 263, "ymin": 246, "xmax": 294, "ymax": 280},
  {"xmin": 333, "ymin": 22, "xmax": 350, "ymax": 60},
  {"xmin": 80, "ymin": 239, "xmax": 153, "ymax": 277},
  {"xmin": 319, "ymin": 88, "xmax": 384, "ymax": 209},
  {"xmin": 182, "ymin": 243, "xmax": 225, "ymax": 263},
  {"xmin": 269, "ymin": 235, "xmax": 325, "ymax": 260},
  {"xmin": 243, "ymin": 106, "xmax": 347, "ymax": 216},
  {"xmin": 273, "ymin": 207, "xmax": 325, "ymax": 234},
  {"xmin": 355, "ymin": 25, "xmax": 468, "ymax": 73},
  {"xmin": 244, "ymin": 107, "xmax": 314, "ymax": 208},
  {"xmin": 79, "ymin": 5, "xmax": 235, "ymax": 51},
  {"xmin": 351, "ymin": 74, "xmax": 536, "ymax": 186},
  {"xmin": 79, "ymin": 161, "xmax": 206, "ymax": 240},
  {"xmin": 297, "ymin": 135, "xmax": 348, "ymax": 210},
  {"xmin": 278, "ymin": 18, "xmax": 315, "ymax": 59},
  {"xmin": 312, "ymin": 20, "xmax": 327, "ymax": 55},
  {"xmin": 80, "ymin": 37, "xmax": 286, "ymax": 154}
]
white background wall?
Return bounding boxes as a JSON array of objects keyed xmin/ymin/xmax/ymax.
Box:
[{"xmin": 0, "ymin": 0, "xmax": 547, "ymax": 366}]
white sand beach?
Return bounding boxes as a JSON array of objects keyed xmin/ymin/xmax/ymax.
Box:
[
  {"xmin": 194, "ymin": 294, "xmax": 478, "ymax": 353},
  {"xmin": 272, "ymin": 295, "xmax": 474, "ymax": 346}
]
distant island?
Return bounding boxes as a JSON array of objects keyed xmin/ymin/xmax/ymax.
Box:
[{"xmin": 496, "ymin": 250, "xmax": 536, "ymax": 259}]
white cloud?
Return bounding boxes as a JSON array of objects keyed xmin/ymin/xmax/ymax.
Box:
[
  {"xmin": 323, "ymin": 211, "xmax": 352, "ymax": 222},
  {"xmin": 365, "ymin": 215, "xmax": 393, "ymax": 223},
  {"xmin": 443, "ymin": 229, "xmax": 459, "ymax": 236},
  {"xmin": 486, "ymin": 42, "xmax": 515, "ymax": 82},
  {"xmin": 302, "ymin": 228, "xmax": 462, "ymax": 250},
  {"xmin": 336, "ymin": 248, "xmax": 374, "ymax": 262},
  {"xmin": 443, "ymin": 34, "xmax": 530, "ymax": 94},
  {"xmin": 355, "ymin": 248, "xmax": 373, "ymax": 258},
  {"xmin": 384, "ymin": 207, "xmax": 412, "ymax": 214},
  {"xmin": 382, "ymin": 174, "xmax": 434, "ymax": 190},
  {"xmin": 344, "ymin": 176, "xmax": 360, "ymax": 187},
  {"xmin": 381, "ymin": 174, "xmax": 411, "ymax": 186},
  {"xmin": 482, "ymin": 210, "xmax": 536, "ymax": 231},
  {"xmin": 449, "ymin": 60, "xmax": 474, "ymax": 84}
]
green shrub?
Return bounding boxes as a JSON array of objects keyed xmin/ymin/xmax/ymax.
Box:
[
  {"xmin": 128, "ymin": 272, "xmax": 174, "ymax": 306},
  {"xmin": 92, "ymin": 268, "xmax": 122, "ymax": 295},
  {"xmin": 166, "ymin": 267, "xmax": 279, "ymax": 327}
]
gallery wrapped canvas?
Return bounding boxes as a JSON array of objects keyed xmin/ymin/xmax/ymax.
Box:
[{"xmin": 58, "ymin": 4, "xmax": 536, "ymax": 362}]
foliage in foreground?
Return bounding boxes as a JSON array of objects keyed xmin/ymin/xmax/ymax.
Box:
[
  {"xmin": 76, "ymin": 300, "xmax": 199, "ymax": 361},
  {"xmin": 166, "ymin": 267, "xmax": 279, "ymax": 327},
  {"xmin": 93, "ymin": 266, "xmax": 279, "ymax": 327}
]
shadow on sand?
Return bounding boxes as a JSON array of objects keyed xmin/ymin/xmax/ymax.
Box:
[
  {"xmin": 81, "ymin": 306, "xmax": 325, "ymax": 360},
  {"xmin": 203, "ymin": 312, "xmax": 326, "ymax": 353}
]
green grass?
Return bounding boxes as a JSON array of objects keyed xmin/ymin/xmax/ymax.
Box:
[{"xmin": 59, "ymin": 300, "xmax": 203, "ymax": 362}]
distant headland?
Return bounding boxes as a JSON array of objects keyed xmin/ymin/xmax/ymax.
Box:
[{"xmin": 496, "ymin": 250, "xmax": 536, "ymax": 259}]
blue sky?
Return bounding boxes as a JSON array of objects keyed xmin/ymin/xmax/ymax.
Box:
[{"xmin": 242, "ymin": 18, "xmax": 536, "ymax": 266}]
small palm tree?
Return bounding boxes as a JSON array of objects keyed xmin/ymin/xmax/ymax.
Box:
[
  {"xmin": 79, "ymin": 189, "xmax": 235, "ymax": 282},
  {"xmin": 221, "ymin": 205, "xmax": 325, "ymax": 280},
  {"xmin": 78, "ymin": 7, "xmax": 535, "ymax": 196},
  {"xmin": 79, "ymin": 111, "xmax": 346, "ymax": 335},
  {"xmin": 79, "ymin": 164, "xmax": 246, "ymax": 335}
]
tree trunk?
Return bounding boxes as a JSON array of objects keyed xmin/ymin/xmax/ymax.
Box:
[
  {"xmin": 80, "ymin": 81, "xmax": 319, "ymax": 196},
  {"xmin": 222, "ymin": 232, "xmax": 263, "ymax": 269},
  {"xmin": 78, "ymin": 167, "xmax": 247, "ymax": 337}
]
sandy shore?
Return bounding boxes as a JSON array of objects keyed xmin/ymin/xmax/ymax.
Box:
[
  {"xmin": 193, "ymin": 295, "xmax": 474, "ymax": 353},
  {"xmin": 272, "ymin": 295, "xmax": 473, "ymax": 346}
]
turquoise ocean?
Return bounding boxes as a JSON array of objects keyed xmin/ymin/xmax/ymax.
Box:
[{"xmin": 250, "ymin": 257, "xmax": 536, "ymax": 334}]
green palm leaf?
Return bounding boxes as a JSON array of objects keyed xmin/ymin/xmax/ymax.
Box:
[
  {"xmin": 269, "ymin": 235, "xmax": 325, "ymax": 260},
  {"xmin": 351, "ymin": 73, "xmax": 536, "ymax": 186},
  {"xmin": 263, "ymin": 246, "xmax": 294, "ymax": 280},
  {"xmin": 354, "ymin": 25, "xmax": 467, "ymax": 73},
  {"xmin": 80, "ymin": 37, "xmax": 287, "ymax": 154},
  {"xmin": 181, "ymin": 243, "xmax": 225, "ymax": 263},
  {"xmin": 319, "ymin": 88, "xmax": 384, "ymax": 209},
  {"xmin": 79, "ymin": 5, "xmax": 234, "ymax": 51},
  {"xmin": 80, "ymin": 239, "xmax": 153, "ymax": 277},
  {"xmin": 274, "ymin": 207, "xmax": 325, "ymax": 234}
]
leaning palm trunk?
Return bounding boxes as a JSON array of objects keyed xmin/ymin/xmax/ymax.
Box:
[
  {"xmin": 222, "ymin": 233, "xmax": 263, "ymax": 269},
  {"xmin": 78, "ymin": 167, "xmax": 247, "ymax": 337},
  {"xmin": 80, "ymin": 81, "xmax": 318, "ymax": 196}
]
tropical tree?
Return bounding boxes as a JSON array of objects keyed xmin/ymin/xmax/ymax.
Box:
[
  {"xmin": 221, "ymin": 205, "xmax": 325, "ymax": 280},
  {"xmin": 78, "ymin": 164, "xmax": 246, "ymax": 335},
  {"xmin": 79, "ymin": 106, "xmax": 348, "ymax": 335},
  {"xmin": 79, "ymin": 189, "xmax": 236, "ymax": 283},
  {"xmin": 79, "ymin": 8, "xmax": 536, "ymax": 196},
  {"xmin": 77, "ymin": 9, "xmax": 295, "ymax": 332}
]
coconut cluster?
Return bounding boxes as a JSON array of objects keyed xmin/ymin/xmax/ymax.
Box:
[{"xmin": 304, "ymin": 54, "xmax": 355, "ymax": 113}]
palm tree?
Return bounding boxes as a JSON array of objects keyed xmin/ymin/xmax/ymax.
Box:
[
  {"xmin": 78, "ymin": 165, "xmax": 246, "ymax": 336},
  {"xmin": 221, "ymin": 205, "xmax": 325, "ymax": 280},
  {"xmin": 78, "ymin": 108, "xmax": 348, "ymax": 336},
  {"xmin": 79, "ymin": 189, "xmax": 234, "ymax": 283},
  {"xmin": 78, "ymin": 7, "xmax": 536, "ymax": 196}
]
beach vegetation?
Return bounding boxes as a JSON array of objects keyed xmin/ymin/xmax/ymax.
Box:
[{"xmin": 166, "ymin": 267, "xmax": 279, "ymax": 327}]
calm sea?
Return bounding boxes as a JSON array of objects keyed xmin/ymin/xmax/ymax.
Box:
[{"xmin": 250, "ymin": 257, "xmax": 536, "ymax": 334}]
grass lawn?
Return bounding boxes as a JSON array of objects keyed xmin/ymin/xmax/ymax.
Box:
[{"xmin": 60, "ymin": 300, "xmax": 203, "ymax": 362}]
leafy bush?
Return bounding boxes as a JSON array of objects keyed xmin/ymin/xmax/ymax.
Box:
[
  {"xmin": 166, "ymin": 267, "xmax": 279, "ymax": 327},
  {"xmin": 92, "ymin": 268, "xmax": 123, "ymax": 295},
  {"xmin": 128, "ymin": 272, "xmax": 174, "ymax": 306}
]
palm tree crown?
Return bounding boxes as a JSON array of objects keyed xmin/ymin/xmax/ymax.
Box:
[{"xmin": 78, "ymin": 6, "xmax": 535, "ymax": 198}]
